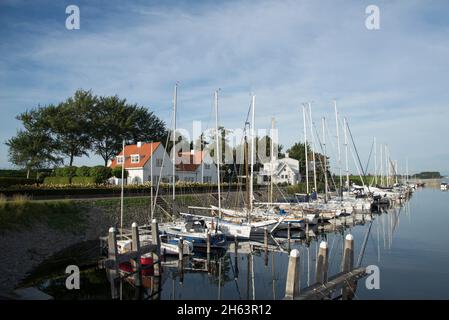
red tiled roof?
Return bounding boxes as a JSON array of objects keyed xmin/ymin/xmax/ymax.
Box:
[
  {"xmin": 176, "ymin": 151, "xmax": 207, "ymax": 172},
  {"xmin": 109, "ymin": 142, "xmax": 161, "ymax": 169}
]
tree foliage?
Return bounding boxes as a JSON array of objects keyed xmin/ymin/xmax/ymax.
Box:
[
  {"xmin": 6, "ymin": 90, "xmax": 168, "ymax": 170},
  {"xmin": 287, "ymin": 142, "xmax": 329, "ymax": 183},
  {"xmin": 5, "ymin": 129, "xmax": 61, "ymax": 178}
]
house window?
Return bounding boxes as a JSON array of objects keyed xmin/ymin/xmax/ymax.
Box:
[
  {"xmin": 116, "ymin": 156, "xmax": 124, "ymax": 165},
  {"xmin": 204, "ymin": 164, "xmax": 211, "ymax": 170},
  {"xmin": 204, "ymin": 176, "xmax": 212, "ymax": 183},
  {"xmin": 156, "ymin": 159, "xmax": 163, "ymax": 167},
  {"xmin": 130, "ymin": 154, "xmax": 139, "ymax": 163}
]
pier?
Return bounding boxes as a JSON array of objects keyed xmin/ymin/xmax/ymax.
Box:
[{"xmin": 284, "ymin": 234, "xmax": 368, "ymax": 300}]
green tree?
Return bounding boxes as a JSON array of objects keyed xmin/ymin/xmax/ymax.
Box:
[
  {"xmin": 89, "ymin": 166, "xmax": 112, "ymax": 183},
  {"xmin": 45, "ymin": 90, "xmax": 96, "ymax": 166},
  {"xmin": 126, "ymin": 105, "xmax": 168, "ymax": 144},
  {"xmin": 5, "ymin": 130, "xmax": 61, "ymax": 178},
  {"xmin": 88, "ymin": 95, "xmax": 168, "ymax": 166},
  {"xmin": 286, "ymin": 142, "xmax": 329, "ymax": 183}
]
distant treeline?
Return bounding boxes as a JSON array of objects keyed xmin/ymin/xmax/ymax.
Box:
[{"xmin": 413, "ymin": 172, "xmax": 442, "ymax": 179}]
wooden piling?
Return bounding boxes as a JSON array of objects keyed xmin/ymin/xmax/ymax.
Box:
[
  {"xmin": 151, "ymin": 219, "xmax": 161, "ymax": 276},
  {"xmin": 287, "ymin": 222, "xmax": 291, "ymax": 251},
  {"xmin": 206, "ymin": 231, "xmax": 211, "ymax": 255},
  {"xmin": 131, "ymin": 222, "xmax": 142, "ymax": 287},
  {"xmin": 107, "ymin": 227, "xmax": 119, "ymax": 299},
  {"xmin": 315, "ymin": 241, "xmax": 328, "ymax": 284},
  {"xmin": 178, "ymin": 236, "xmax": 184, "ymax": 284},
  {"xmin": 178, "ymin": 237, "xmax": 184, "ymax": 261},
  {"xmin": 234, "ymin": 235, "xmax": 238, "ymax": 257},
  {"xmin": 264, "ymin": 226, "xmax": 268, "ymax": 248},
  {"xmin": 342, "ymin": 234, "xmax": 354, "ymax": 300},
  {"xmin": 284, "ymin": 249, "xmax": 300, "ymax": 299}
]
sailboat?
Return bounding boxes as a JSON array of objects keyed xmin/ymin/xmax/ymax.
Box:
[
  {"xmin": 183, "ymin": 93, "xmax": 282, "ymax": 239},
  {"xmin": 158, "ymin": 85, "xmax": 226, "ymax": 250}
]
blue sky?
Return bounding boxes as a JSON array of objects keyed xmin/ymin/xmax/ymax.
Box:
[{"xmin": 1, "ymin": 0, "xmax": 448, "ymax": 175}]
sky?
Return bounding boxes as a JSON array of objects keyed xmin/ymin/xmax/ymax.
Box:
[{"xmin": 0, "ymin": 0, "xmax": 448, "ymax": 175}]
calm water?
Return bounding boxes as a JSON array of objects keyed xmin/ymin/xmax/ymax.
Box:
[{"xmin": 21, "ymin": 183, "xmax": 449, "ymax": 299}]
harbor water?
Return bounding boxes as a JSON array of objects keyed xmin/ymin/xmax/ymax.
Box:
[{"xmin": 19, "ymin": 183, "xmax": 449, "ymax": 299}]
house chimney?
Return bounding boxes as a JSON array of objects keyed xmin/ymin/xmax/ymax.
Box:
[{"xmin": 137, "ymin": 141, "xmax": 142, "ymax": 148}]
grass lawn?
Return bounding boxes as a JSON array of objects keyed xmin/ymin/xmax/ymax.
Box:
[{"xmin": 0, "ymin": 197, "xmax": 86, "ymax": 233}]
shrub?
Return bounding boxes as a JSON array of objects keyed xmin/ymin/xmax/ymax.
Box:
[
  {"xmin": 43, "ymin": 176, "xmax": 71, "ymax": 185},
  {"xmin": 71, "ymin": 176, "xmax": 96, "ymax": 184},
  {"xmin": 0, "ymin": 177, "xmax": 36, "ymax": 188},
  {"xmin": 54, "ymin": 166, "xmax": 77, "ymax": 178},
  {"xmin": 76, "ymin": 166, "xmax": 91, "ymax": 177},
  {"xmin": 89, "ymin": 166, "xmax": 112, "ymax": 184},
  {"xmin": 36, "ymin": 171, "xmax": 50, "ymax": 183},
  {"xmin": 112, "ymin": 166, "xmax": 128, "ymax": 179}
]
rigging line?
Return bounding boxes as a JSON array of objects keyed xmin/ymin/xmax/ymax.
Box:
[
  {"xmin": 364, "ymin": 138, "xmax": 375, "ymax": 178},
  {"xmin": 345, "ymin": 119, "xmax": 371, "ymax": 193},
  {"xmin": 356, "ymin": 220, "xmax": 373, "ymax": 268},
  {"xmin": 228, "ymin": 253, "xmax": 242, "ymax": 299},
  {"xmin": 152, "ymin": 106, "xmax": 175, "ymax": 219}
]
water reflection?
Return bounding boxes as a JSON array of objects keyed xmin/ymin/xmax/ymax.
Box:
[{"xmin": 19, "ymin": 193, "xmax": 421, "ymax": 300}]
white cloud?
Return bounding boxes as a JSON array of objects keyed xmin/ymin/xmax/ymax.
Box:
[{"xmin": 0, "ymin": 0, "xmax": 448, "ymax": 172}]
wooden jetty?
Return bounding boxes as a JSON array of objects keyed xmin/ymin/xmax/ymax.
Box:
[
  {"xmin": 284, "ymin": 234, "xmax": 368, "ymax": 300},
  {"xmin": 99, "ymin": 219, "xmax": 161, "ymax": 299}
]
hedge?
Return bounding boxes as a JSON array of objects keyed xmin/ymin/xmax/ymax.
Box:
[
  {"xmin": 75, "ymin": 166, "xmax": 91, "ymax": 177},
  {"xmin": 0, "ymin": 169, "xmax": 52, "ymax": 179},
  {"xmin": 44, "ymin": 177, "xmax": 71, "ymax": 185},
  {"xmin": 0, "ymin": 177, "xmax": 36, "ymax": 188},
  {"xmin": 0, "ymin": 183, "xmax": 265, "ymax": 198},
  {"xmin": 71, "ymin": 176, "xmax": 96, "ymax": 184}
]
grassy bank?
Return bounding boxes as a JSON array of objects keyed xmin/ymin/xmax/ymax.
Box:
[{"xmin": 0, "ymin": 196, "xmax": 86, "ymax": 233}]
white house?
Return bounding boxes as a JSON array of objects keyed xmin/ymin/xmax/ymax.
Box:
[
  {"xmin": 108, "ymin": 142, "xmax": 218, "ymax": 185},
  {"xmin": 108, "ymin": 141, "xmax": 172, "ymax": 185},
  {"xmin": 176, "ymin": 150, "xmax": 218, "ymax": 183},
  {"xmin": 257, "ymin": 153, "xmax": 301, "ymax": 185}
]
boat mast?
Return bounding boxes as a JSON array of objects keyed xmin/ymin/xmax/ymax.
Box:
[
  {"xmin": 201, "ymin": 133, "xmax": 204, "ymax": 183},
  {"xmin": 150, "ymin": 141, "xmax": 154, "ymax": 220},
  {"xmin": 343, "ymin": 117, "xmax": 349, "ymax": 193},
  {"xmin": 214, "ymin": 90, "xmax": 222, "ymax": 219},
  {"xmin": 406, "ymin": 157, "xmax": 409, "ymax": 184},
  {"xmin": 385, "ymin": 145, "xmax": 389, "ymax": 187},
  {"xmin": 334, "ymin": 100, "xmax": 342, "ymax": 200},
  {"xmin": 302, "ymin": 104, "xmax": 309, "ymax": 195},
  {"xmin": 374, "ymin": 137, "xmax": 377, "ymax": 186},
  {"xmin": 395, "ymin": 160, "xmax": 398, "ymax": 185},
  {"xmin": 120, "ymin": 139, "xmax": 125, "ymax": 236},
  {"xmin": 308, "ymin": 102, "xmax": 317, "ymax": 193},
  {"xmin": 244, "ymin": 134, "xmax": 249, "ymax": 211},
  {"xmin": 270, "ymin": 117, "xmax": 275, "ymax": 203},
  {"xmin": 250, "ymin": 95, "xmax": 256, "ymax": 213},
  {"xmin": 322, "ymin": 117, "xmax": 328, "ymax": 202},
  {"xmin": 380, "ymin": 143, "xmax": 383, "ymax": 186},
  {"xmin": 172, "ymin": 83, "xmax": 177, "ymax": 202}
]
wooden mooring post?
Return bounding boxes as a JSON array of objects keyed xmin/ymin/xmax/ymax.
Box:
[
  {"xmin": 341, "ymin": 234, "xmax": 354, "ymax": 299},
  {"xmin": 234, "ymin": 235, "xmax": 239, "ymax": 279},
  {"xmin": 316, "ymin": 241, "xmax": 328, "ymax": 284},
  {"xmin": 284, "ymin": 233, "xmax": 366, "ymax": 300},
  {"xmin": 287, "ymin": 222, "xmax": 291, "ymax": 252},
  {"xmin": 107, "ymin": 227, "xmax": 120, "ymax": 299},
  {"xmin": 264, "ymin": 227, "xmax": 269, "ymax": 267},
  {"xmin": 284, "ymin": 249, "xmax": 300, "ymax": 299},
  {"xmin": 100, "ymin": 221, "xmax": 160, "ymax": 299},
  {"xmin": 152, "ymin": 219, "xmax": 161, "ymax": 276},
  {"xmin": 131, "ymin": 222, "xmax": 142, "ymax": 287},
  {"xmin": 234, "ymin": 235, "xmax": 238, "ymax": 257}
]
